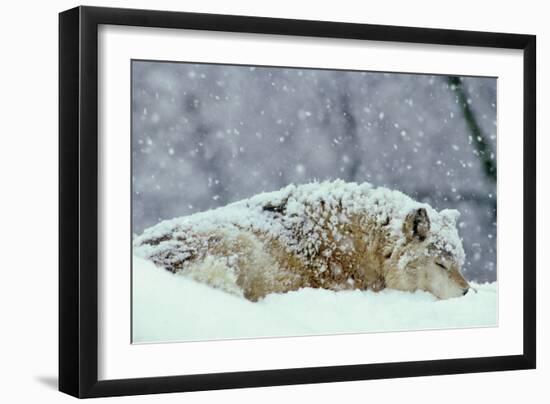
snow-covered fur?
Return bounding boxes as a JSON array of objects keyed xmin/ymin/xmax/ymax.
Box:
[{"xmin": 134, "ymin": 180, "xmax": 470, "ymax": 301}]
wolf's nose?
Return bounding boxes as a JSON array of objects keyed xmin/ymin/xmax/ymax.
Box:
[{"xmin": 462, "ymin": 288, "xmax": 469, "ymax": 296}]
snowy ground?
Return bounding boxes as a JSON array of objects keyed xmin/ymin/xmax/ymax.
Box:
[{"xmin": 132, "ymin": 256, "xmax": 497, "ymax": 344}]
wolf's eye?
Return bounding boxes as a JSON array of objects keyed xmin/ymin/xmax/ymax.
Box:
[{"xmin": 436, "ymin": 262, "xmax": 447, "ymax": 270}]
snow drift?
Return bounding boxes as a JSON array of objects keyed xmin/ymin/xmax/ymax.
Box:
[{"xmin": 132, "ymin": 256, "xmax": 497, "ymax": 344}]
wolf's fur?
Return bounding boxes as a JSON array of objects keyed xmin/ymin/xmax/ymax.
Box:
[{"xmin": 134, "ymin": 181, "xmax": 469, "ymax": 301}]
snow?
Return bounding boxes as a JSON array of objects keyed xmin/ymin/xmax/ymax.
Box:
[
  {"xmin": 132, "ymin": 61, "xmax": 497, "ymax": 284},
  {"xmin": 132, "ymin": 256, "xmax": 497, "ymax": 344}
]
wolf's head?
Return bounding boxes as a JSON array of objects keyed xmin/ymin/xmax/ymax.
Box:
[{"xmin": 384, "ymin": 207, "xmax": 469, "ymax": 299}]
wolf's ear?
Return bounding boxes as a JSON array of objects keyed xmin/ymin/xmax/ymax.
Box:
[
  {"xmin": 441, "ymin": 209, "xmax": 460, "ymax": 226},
  {"xmin": 403, "ymin": 207, "xmax": 431, "ymax": 242}
]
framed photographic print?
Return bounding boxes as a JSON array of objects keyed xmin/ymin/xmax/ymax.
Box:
[{"xmin": 59, "ymin": 6, "xmax": 536, "ymax": 398}]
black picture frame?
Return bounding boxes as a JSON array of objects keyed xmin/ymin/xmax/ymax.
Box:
[{"xmin": 59, "ymin": 5, "xmax": 536, "ymax": 398}]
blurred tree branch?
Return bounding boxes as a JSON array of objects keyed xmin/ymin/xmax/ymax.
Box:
[
  {"xmin": 448, "ymin": 76, "xmax": 496, "ymax": 183},
  {"xmin": 339, "ymin": 92, "xmax": 361, "ymax": 180}
]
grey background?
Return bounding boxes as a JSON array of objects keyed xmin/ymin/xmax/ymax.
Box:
[{"xmin": 132, "ymin": 61, "xmax": 497, "ymax": 283}]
